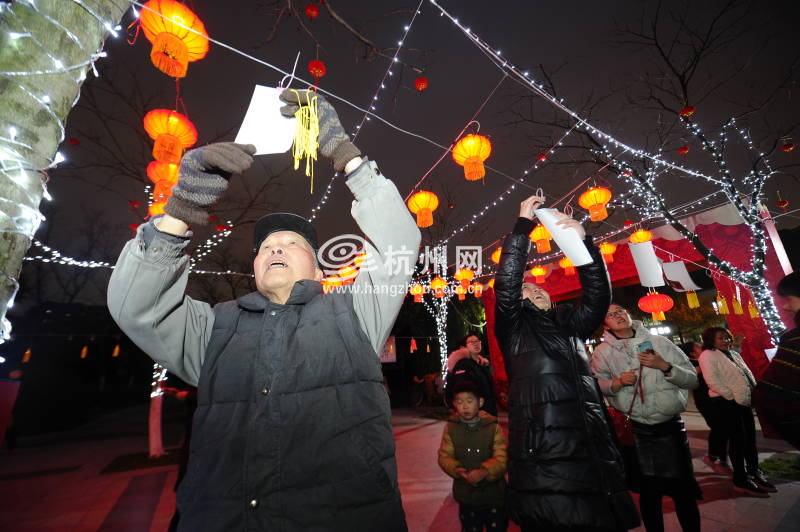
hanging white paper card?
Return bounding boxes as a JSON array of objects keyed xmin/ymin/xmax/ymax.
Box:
[
  {"xmin": 662, "ymin": 261, "xmax": 701, "ymax": 292},
  {"xmin": 533, "ymin": 208, "xmax": 593, "ymax": 266},
  {"xmin": 629, "ymin": 241, "xmax": 665, "ymax": 287},
  {"xmin": 235, "ymin": 85, "xmax": 296, "ymax": 155}
]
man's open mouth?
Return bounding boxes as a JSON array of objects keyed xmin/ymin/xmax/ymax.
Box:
[{"xmin": 268, "ymin": 260, "xmax": 288, "ymax": 270}]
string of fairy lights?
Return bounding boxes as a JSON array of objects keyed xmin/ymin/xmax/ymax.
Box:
[
  {"xmin": 10, "ymin": 0, "xmax": 792, "ymax": 345},
  {"xmin": 0, "ymin": 0, "xmax": 128, "ymax": 341},
  {"xmin": 308, "ymin": 0, "xmax": 426, "ymax": 222}
]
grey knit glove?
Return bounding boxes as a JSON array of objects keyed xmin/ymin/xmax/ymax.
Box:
[
  {"xmin": 164, "ymin": 142, "xmax": 256, "ymax": 226},
  {"xmin": 279, "ymin": 89, "xmax": 361, "ymax": 172}
]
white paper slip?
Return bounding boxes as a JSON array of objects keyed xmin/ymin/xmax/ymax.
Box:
[
  {"xmin": 662, "ymin": 261, "xmax": 701, "ymax": 291},
  {"xmin": 629, "ymin": 241, "xmax": 665, "ymax": 287},
  {"xmin": 533, "ymin": 208, "xmax": 593, "ymax": 266},
  {"xmin": 235, "ymin": 85, "xmax": 296, "ymax": 155}
]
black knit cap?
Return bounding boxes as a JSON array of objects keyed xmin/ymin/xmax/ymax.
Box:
[{"xmin": 252, "ymin": 212, "xmax": 319, "ymax": 254}]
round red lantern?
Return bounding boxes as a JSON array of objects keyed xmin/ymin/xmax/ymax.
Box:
[
  {"xmin": 414, "ymin": 76, "xmax": 428, "ymax": 92},
  {"xmin": 578, "ymin": 185, "xmax": 612, "ymax": 222},
  {"xmin": 430, "ymin": 277, "xmax": 447, "ymax": 298},
  {"xmin": 599, "ymin": 242, "xmax": 617, "ymax": 263},
  {"xmin": 410, "ymin": 283, "xmax": 425, "ymax": 303},
  {"xmin": 537, "ymin": 153, "xmax": 547, "ymax": 163},
  {"xmin": 529, "ymin": 224, "xmax": 552, "ymax": 253},
  {"xmin": 781, "ymin": 143, "xmax": 795, "ymax": 153},
  {"xmin": 529, "ymin": 266, "xmax": 547, "ymax": 284},
  {"xmin": 677, "ymin": 145, "xmax": 690, "ymax": 157},
  {"xmin": 559, "ymin": 257, "xmax": 575, "ymax": 276},
  {"xmin": 140, "ymin": 0, "xmax": 209, "ymax": 78},
  {"xmin": 308, "ymin": 59, "xmax": 326, "ymax": 80},
  {"xmin": 143, "ymin": 109, "xmax": 197, "ymax": 163},
  {"xmin": 679, "ymin": 106, "xmax": 695, "ymax": 118},
  {"xmin": 638, "ymin": 292, "xmax": 674, "ymax": 322},
  {"xmin": 304, "ymin": 3, "xmax": 319, "ymax": 19}
]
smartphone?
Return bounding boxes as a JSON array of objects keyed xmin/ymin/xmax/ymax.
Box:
[{"xmin": 637, "ymin": 341, "xmax": 654, "ymax": 354}]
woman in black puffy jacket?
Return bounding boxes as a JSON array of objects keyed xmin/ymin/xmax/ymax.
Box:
[{"xmin": 494, "ymin": 194, "xmax": 639, "ymax": 532}]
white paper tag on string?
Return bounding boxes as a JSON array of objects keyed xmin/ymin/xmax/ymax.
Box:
[
  {"xmin": 533, "ymin": 208, "xmax": 593, "ymax": 266},
  {"xmin": 662, "ymin": 261, "xmax": 701, "ymax": 292},
  {"xmin": 630, "ymin": 241, "xmax": 665, "ymax": 287},
  {"xmin": 235, "ymin": 85, "xmax": 296, "ymax": 155}
]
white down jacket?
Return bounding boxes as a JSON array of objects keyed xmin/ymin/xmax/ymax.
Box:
[
  {"xmin": 591, "ymin": 321, "xmax": 698, "ymax": 424},
  {"xmin": 698, "ymin": 348, "xmax": 755, "ymax": 407}
]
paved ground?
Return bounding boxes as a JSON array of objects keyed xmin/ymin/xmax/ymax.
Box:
[{"xmin": 0, "ymin": 402, "xmax": 797, "ymax": 531}]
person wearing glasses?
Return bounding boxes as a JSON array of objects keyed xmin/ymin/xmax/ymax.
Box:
[
  {"xmin": 494, "ymin": 194, "xmax": 639, "ymax": 532},
  {"xmin": 592, "ymin": 303, "xmax": 701, "ymax": 532}
]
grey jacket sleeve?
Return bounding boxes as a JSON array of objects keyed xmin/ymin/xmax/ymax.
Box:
[
  {"xmin": 590, "ymin": 345, "xmax": 618, "ymax": 397},
  {"xmin": 106, "ymin": 222, "xmax": 214, "ymax": 386},
  {"xmin": 346, "ymin": 159, "xmax": 422, "ymax": 355},
  {"xmin": 656, "ymin": 336, "xmax": 698, "ymax": 390}
]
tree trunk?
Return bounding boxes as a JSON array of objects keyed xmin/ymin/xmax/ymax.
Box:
[{"xmin": 0, "ymin": 0, "xmax": 131, "ymax": 338}]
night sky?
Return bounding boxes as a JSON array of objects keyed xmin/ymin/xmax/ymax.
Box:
[{"xmin": 18, "ymin": 0, "xmax": 800, "ymax": 309}]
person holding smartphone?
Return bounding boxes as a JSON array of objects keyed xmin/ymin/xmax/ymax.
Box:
[{"xmin": 591, "ymin": 303, "xmax": 701, "ymax": 532}]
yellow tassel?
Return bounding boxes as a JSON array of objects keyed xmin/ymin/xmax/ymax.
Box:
[
  {"xmin": 80, "ymin": 346, "xmax": 88, "ymax": 359},
  {"xmin": 686, "ymin": 291, "xmax": 699, "ymax": 309},
  {"xmin": 426, "ymin": 343, "xmax": 430, "ymax": 353},
  {"xmin": 112, "ymin": 344, "xmax": 120, "ymax": 358},
  {"xmin": 731, "ymin": 297, "xmax": 744, "ymax": 315},
  {"xmin": 716, "ymin": 295, "xmax": 729, "ymax": 315},
  {"xmin": 291, "ymin": 90, "xmax": 319, "ymax": 193},
  {"xmin": 748, "ymin": 301, "xmax": 760, "ymax": 318},
  {"xmin": 22, "ymin": 348, "xmax": 31, "ymax": 363},
  {"xmin": 652, "ymin": 311, "xmax": 665, "ymax": 322}
]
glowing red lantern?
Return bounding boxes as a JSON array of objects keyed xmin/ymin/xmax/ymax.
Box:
[
  {"xmin": 407, "ymin": 190, "xmax": 439, "ymax": 228},
  {"xmin": 68, "ymin": 137, "xmax": 80, "ymax": 146},
  {"xmin": 781, "ymin": 143, "xmax": 795, "ymax": 153},
  {"xmin": 148, "ymin": 201, "xmax": 166, "ymax": 216},
  {"xmin": 487, "ymin": 279, "xmax": 495, "ymax": 289},
  {"xmin": 490, "ymin": 247, "xmax": 502, "ymax": 264},
  {"xmin": 143, "ymin": 109, "xmax": 197, "ymax": 163},
  {"xmin": 414, "ymin": 76, "xmax": 428, "ymax": 92},
  {"xmin": 529, "ymin": 224, "xmax": 552, "ymax": 253},
  {"xmin": 308, "ymin": 59, "xmax": 326, "ymax": 80},
  {"xmin": 152, "ymin": 180, "xmax": 175, "ymax": 203},
  {"xmin": 453, "ymin": 134, "xmax": 492, "ymax": 181},
  {"xmin": 455, "ymin": 285, "xmax": 467, "ymax": 301},
  {"xmin": 578, "ymin": 185, "xmax": 612, "ymax": 222},
  {"xmin": 638, "ymin": 291, "xmax": 674, "ymax": 322},
  {"xmin": 529, "ymin": 266, "xmax": 547, "ymax": 284},
  {"xmin": 140, "ymin": 0, "xmax": 209, "ymax": 78},
  {"xmin": 677, "ymin": 145, "xmax": 690, "ymax": 157},
  {"xmin": 599, "ymin": 242, "xmax": 617, "ymax": 263},
  {"xmin": 623, "ymin": 220, "xmax": 634, "ymax": 228},
  {"xmin": 304, "ymin": 3, "xmax": 319, "ymax": 19},
  {"xmin": 410, "ymin": 283, "xmax": 425, "ymax": 303},
  {"xmin": 472, "ymin": 283, "xmax": 483, "ymax": 298},
  {"xmin": 128, "ymin": 200, "xmax": 141, "ymax": 209},
  {"xmin": 537, "ymin": 153, "xmax": 547, "ymax": 163},
  {"xmin": 629, "ymin": 229, "xmax": 653, "ymax": 244},
  {"xmin": 454, "ymin": 268, "xmax": 474, "ymax": 290},
  {"xmin": 430, "ymin": 276, "xmax": 447, "ymax": 298},
  {"xmin": 559, "ymin": 257, "xmax": 575, "ymax": 276},
  {"xmin": 679, "ymin": 106, "xmax": 695, "ymax": 118}
]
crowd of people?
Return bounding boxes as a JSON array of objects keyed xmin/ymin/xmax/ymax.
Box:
[
  {"xmin": 105, "ymin": 87, "xmax": 797, "ymax": 531},
  {"xmin": 433, "ymin": 196, "xmax": 798, "ymax": 532}
]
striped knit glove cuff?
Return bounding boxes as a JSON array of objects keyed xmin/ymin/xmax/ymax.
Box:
[{"xmin": 164, "ymin": 142, "xmax": 255, "ymax": 226}]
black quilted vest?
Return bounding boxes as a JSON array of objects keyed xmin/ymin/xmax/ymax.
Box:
[{"xmin": 175, "ymin": 280, "xmax": 407, "ymax": 531}]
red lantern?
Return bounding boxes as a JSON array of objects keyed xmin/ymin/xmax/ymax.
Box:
[
  {"xmin": 153, "ymin": 180, "xmax": 175, "ymax": 202},
  {"xmin": 208, "ymin": 215, "xmax": 217, "ymax": 222},
  {"xmin": 407, "ymin": 190, "xmax": 439, "ymax": 228},
  {"xmin": 781, "ymin": 142, "xmax": 795, "ymax": 153},
  {"xmin": 679, "ymin": 106, "xmax": 695, "ymax": 118},
  {"xmin": 537, "ymin": 153, "xmax": 547, "ymax": 163},
  {"xmin": 677, "ymin": 145, "xmax": 690, "ymax": 157},
  {"xmin": 128, "ymin": 200, "xmax": 141, "ymax": 209},
  {"xmin": 490, "ymin": 247, "xmax": 502, "ymax": 264},
  {"xmin": 410, "ymin": 283, "xmax": 425, "ymax": 303},
  {"xmin": 143, "ymin": 109, "xmax": 197, "ymax": 163},
  {"xmin": 68, "ymin": 137, "xmax": 80, "ymax": 146},
  {"xmin": 472, "ymin": 283, "xmax": 483, "ymax": 298},
  {"xmin": 430, "ymin": 277, "xmax": 447, "ymax": 298},
  {"xmin": 148, "ymin": 202, "xmax": 166, "ymax": 217},
  {"xmin": 308, "ymin": 59, "xmax": 326, "ymax": 80},
  {"xmin": 529, "ymin": 224, "xmax": 552, "ymax": 253},
  {"xmin": 529, "ymin": 266, "xmax": 547, "ymax": 284},
  {"xmin": 578, "ymin": 185, "xmax": 612, "ymax": 222},
  {"xmin": 629, "ymin": 229, "xmax": 653, "ymax": 244},
  {"xmin": 455, "ymin": 285, "xmax": 467, "ymax": 301},
  {"xmin": 140, "ymin": 0, "xmax": 209, "ymax": 78},
  {"xmin": 599, "ymin": 242, "xmax": 617, "ymax": 263},
  {"xmin": 453, "ymin": 134, "xmax": 492, "ymax": 181},
  {"xmin": 638, "ymin": 292, "xmax": 674, "ymax": 322},
  {"xmin": 414, "ymin": 76, "xmax": 428, "ymax": 92},
  {"xmin": 623, "ymin": 220, "xmax": 634, "ymax": 228},
  {"xmin": 621, "ymin": 170, "xmax": 632, "ymax": 177},
  {"xmin": 454, "ymin": 268, "xmax": 474, "ymax": 290},
  {"xmin": 559, "ymin": 257, "xmax": 575, "ymax": 276},
  {"xmin": 147, "ymin": 161, "xmax": 179, "ymax": 184},
  {"xmin": 304, "ymin": 3, "xmax": 319, "ymax": 19},
  {"xmin": 776, "ymin": 191, "xmax": 789, "ymax": 212}
]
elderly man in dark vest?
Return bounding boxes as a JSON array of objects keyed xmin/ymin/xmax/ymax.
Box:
[{"xmin": 108, "ymin": 90, "xmax": 420, "ymax": 531}]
